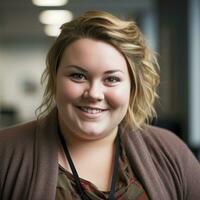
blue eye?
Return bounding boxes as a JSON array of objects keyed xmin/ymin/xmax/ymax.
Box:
[{"xmin": 70, "ymin": 73, "xmax": 86, "ymax": 81}]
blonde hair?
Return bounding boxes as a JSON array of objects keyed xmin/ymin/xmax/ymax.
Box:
[{"xmin": 36, "ymin": 10, "xmax": 160, "ymax": 130}]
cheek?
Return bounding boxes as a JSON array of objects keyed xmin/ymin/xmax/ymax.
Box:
[
  {"xmin": 106, "ymin": 85, "xmax": 130, "ymax": 108},
  {"xmin": 56, "ymin": 80, "xmax": 83, "ymax": 103}
]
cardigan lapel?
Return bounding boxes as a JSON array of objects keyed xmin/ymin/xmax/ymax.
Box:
[
  {"xmin": 28, "ymin": 108, "xmax": 60, "ymax": 200},
  {"xmin": 28, "ymin": 108, "xmax": 171, "ymax": 199},
  {"xmin": 122, "ymin": 129, "xmax": 171, "ymax": 200}
]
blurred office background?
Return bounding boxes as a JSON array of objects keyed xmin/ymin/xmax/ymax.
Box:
[{"xmin": 0, "ymin": 0, "xmax": 199, "ymax": 159}]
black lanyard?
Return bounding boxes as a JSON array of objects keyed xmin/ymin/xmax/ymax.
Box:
[{"xmin": 58, "ymin": 128, "xmax": 120, "ymax": 200}]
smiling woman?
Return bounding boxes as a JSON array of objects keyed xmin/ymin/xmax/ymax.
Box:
[
  {"xmin": 0, "ymin": 10, "xmax": 200, "ymax": 200},
  {"xmin": 38, "ymin": 11, "xmax": 159, "ymax": 132},
  {"xmin": 56, "ymin": 38, "xmax": 131, "ymax": 141}
]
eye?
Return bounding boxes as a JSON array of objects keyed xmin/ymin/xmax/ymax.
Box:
[
  {"xmin": 69, "ymin": 73, "xmax": 87, "ymax": 82},
  {"xmin": 105, "ymin": 76, "xmax": 121, "ymax": 85}
]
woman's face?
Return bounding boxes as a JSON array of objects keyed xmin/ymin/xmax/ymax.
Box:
[{"xmin": 56, "ymin": 38, "xmax": 131, "ymax": 140}]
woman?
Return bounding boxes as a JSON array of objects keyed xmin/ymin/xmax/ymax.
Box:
[{"xmin": 0, "ymin": 10, "xmax": 200, "ymax": 200}]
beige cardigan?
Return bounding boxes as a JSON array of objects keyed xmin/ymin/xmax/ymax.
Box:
[{"xmin": 0, "ymin": 108, "xmax": 200, "ymax": 200}]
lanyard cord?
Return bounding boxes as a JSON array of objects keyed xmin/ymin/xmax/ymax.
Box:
[{"xmin": 58, "ymin": 127, "xmax": 120, "ymax": 200}]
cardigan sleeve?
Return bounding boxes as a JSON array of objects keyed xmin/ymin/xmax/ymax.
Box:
[
  {"xmin": 0, "ymin": 109, "xmax": 59, "ymax": 200},
  {"xmin": 142, "ymin": 126, "xmax": 200, "ymax": 200},
  {"xmin": 171, "ymin": 134, "xmax": 200, "ymax": 199},
  {"xmin": 0, "ymin": 122, "xmax": 36, "ymax": 200}
]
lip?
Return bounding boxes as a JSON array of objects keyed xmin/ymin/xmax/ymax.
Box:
[
  {"xmin": 77, "ymin": 106, "xmax": 108, "ymax": 111},
  {"xmin": 75, "ymin": 106, "xmax": 109, "ymax": 119}
]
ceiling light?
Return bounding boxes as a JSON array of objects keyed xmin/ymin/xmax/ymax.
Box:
[
  {"xmin": 39, "ymin": 10, "xmax": 73, "ymax": 25},
  {"xmin": 32, "ymin": 0, "xmax": 68, "ymax": 6},
  {"xmin": 44, "ymin": 24, "xmax": 61, "ymax": 37}
]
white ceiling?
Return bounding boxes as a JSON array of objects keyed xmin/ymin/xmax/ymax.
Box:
[{"xmin": 0, "ymin": 0, "xmax": 154, "ymax": 42}]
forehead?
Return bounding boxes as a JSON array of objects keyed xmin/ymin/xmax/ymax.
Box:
[{"xmin": 59, "ymin": 38, "xmax": 129, "ymax": 74}]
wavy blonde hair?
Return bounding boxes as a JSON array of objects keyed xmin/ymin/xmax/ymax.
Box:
[{"xmin": 36, "ymin": 10, "xmax": 160, "ymax": 130}]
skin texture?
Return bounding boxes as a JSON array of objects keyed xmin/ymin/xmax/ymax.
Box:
[
  {"xmin": 56, "ymin": 38, "xmax": 131, "ymax": 142},
  {"xmin": 56, "ymin": 38, "xmax": 131, "ymax": 190}
]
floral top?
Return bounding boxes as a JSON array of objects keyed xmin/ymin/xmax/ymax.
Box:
[{"xmin": 56, "ymin": 143, "xmax": 149, "ymax": 200}]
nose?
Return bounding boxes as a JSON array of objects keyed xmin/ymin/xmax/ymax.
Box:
[{"xmin": 83, "ymin": 81, "xmax": 104, "ymax": 101}]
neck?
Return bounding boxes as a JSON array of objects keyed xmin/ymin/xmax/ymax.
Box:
[
  {"xmin": 66, "ymin": 130, "xmax": 117, "ymax": 151},
  {"xmin": 58, "ymin": 121, "xmax": 118, "ymax": 152},
  {"xmin": 57, "ymin": 120, "xmax": 120, "ymax": 191}
]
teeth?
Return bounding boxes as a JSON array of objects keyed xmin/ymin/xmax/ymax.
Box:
[{"xmin": 79, "ymin": 107, "xmax": 103, "ymax": 114}]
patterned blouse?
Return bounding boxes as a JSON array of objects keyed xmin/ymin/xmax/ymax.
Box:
[{"xmin": 56, "ymin": 143, "xmax": 149, "ymax": 200}]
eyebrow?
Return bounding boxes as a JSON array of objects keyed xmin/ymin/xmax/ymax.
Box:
[{"xmin": 65, "ymin": 65, "xmax": 124, "ymax": 74}]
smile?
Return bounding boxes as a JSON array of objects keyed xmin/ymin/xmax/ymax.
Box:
[{"xmin": 77, "ymin": 106, "xmax": 106, "ymax": 114}]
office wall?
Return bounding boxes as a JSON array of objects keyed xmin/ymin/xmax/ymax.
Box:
[{"xmin": 0, "ymin": 42, "xmax": 49, "ymax": 125}]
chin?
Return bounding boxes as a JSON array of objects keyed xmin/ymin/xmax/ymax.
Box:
[
  {"xmin": 78, "ymin": 129, "xmax": 107, "ymax": 140},
  {"xmin": 81, "ymin": 130, "xmax": 103, "ymax": 137}
]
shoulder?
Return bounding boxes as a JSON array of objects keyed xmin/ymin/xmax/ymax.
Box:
[
  {"xmin": 124, "ymin": 125, "xmax": 184, "ymax": 148},
  {"xmin": 0, "ymin": 121, "xmax": 38, "ymax": 186},
  {"xmin": 124, "ymin": 125, "xmax": 200, "ymax": 198},
  {"xmin": 0, "ymin": 120, "xmax": 37, "ymax": 148},
  {"xmin": 133, "ymin": 125, "xmax": 194, "ymax": 161},
  {"xmin": 140, "ymin": 125, "xmax": 186, "ymax": 151},
  {"xmin": 126, "ymin": 125, "xmax": 200, "ymax": 177},
  {"xmin": 140, "ymin": 126, "xmax": 200, "ymax": 198},
  {"xmin": 123, "ymin": 125, "xmax": 200, "ymax": 173},
  {"xmin": 0, "ymin": 108, "xmax": 59, "ymax": 150}
]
